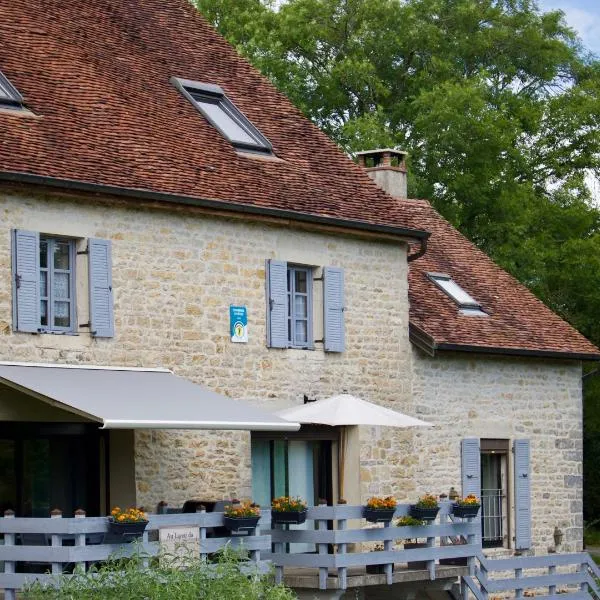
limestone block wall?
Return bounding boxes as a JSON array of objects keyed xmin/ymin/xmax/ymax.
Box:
[
  {"xmin": 0, "ymin": 188, "xmax": 412, "ymax": 509},
  {"xmin": 411, "ymin": 349, "xmax": 583, "ymax": 553}
]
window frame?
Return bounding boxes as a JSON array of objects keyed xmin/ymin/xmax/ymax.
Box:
[
  {"xmin": 170, "ymin": 77, "xmax": 273, "ymax": 154},
  {"xmin": 39, "ymin": 236, "xmax": 77, "ymax": 333},
  {"xmin": 287, "ymin": 265, "xmax": 314, "ymax": 350},
  {"xmin": 427, "ymin": 272, "xmax": 486, "ymax": 313},
  {"xmin": 0, "ymin": 70, "xmax": 24, "ymax": 110}
]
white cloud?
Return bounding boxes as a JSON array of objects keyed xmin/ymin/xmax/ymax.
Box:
[{"xmin": 538, "ymin": 2, "xmax": 600, "ymax": 55}]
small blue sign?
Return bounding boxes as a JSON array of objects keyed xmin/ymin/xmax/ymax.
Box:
[{"xmin": 230, "ymin": 305, "xmax": 248, "ymax": 343}]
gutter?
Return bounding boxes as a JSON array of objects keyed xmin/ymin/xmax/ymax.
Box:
[
  {"xmin": 0, "ymin": 171, "xmax": 430, "ymax": 242},
  {"xmin": 409, "ymin": 324, "xmax": 600, "ymax": 361},
  {"xmin": 407, "ymin": 237, "xmax": 428, "ymax": 262}
]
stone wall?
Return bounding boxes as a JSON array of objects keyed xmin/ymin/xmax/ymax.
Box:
[
  {"xmin": 0, "ymin": 189, "xmax": 411, "ymax": 508},
  {"xmin": 411, "ymin": 349, "xmax": 583, "ymax": 552}
]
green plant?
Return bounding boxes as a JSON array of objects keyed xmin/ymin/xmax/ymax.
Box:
[
  {"xmin": 365, "ymin": 496, "xmax": 397, "ymax": 509},
  {"xmin": 414, "ymin": 494, "xmax": 438, "ymax": 509},
  {"xmin": 22, "ymin": 544, "xmax": 295, "ymax": 600},
  {"xmin": 271, "ymin": 496, "xmax": 307, "ymax": 512},
  {"xmin": 109, "ymin": 507, "xmax": 147, "ymax": 523},
  {"xmin": 224, "ymin": 502, "xmax": 260, "ymax": 518},
  {"xmin": 455, "ymin": 495, "xmax": 480, "ymax": 507},
  {"xmin": 396, "ymin": 516, "xmax": 425, "ymax": 527}
]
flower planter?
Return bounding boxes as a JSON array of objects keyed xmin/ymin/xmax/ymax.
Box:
[
  {"xmin": 404, "ymin": 541, "xmax": 428, "ymax": 569},
  {"xmin": 409, "ymin": 505, "xmax": 439, "ymax": 522},
  {"xmin": 363, "ymin": 507, "xmax": 396, "ymax": 523},
  {"xmin": 271, "ymin": 510, "xmax": 307, "ymax": 525},
  {"xmin": 223, "ymin": 516, "xmax": 260, "ymax": 533},
  {"xmin": 108, "ymin": 519, "xmax": 148, "ymax": 539},
  {"xmin": 451, "ymin": 503, "xmax": 480, "ymax": 518},
  {"xmin": 366, "ymin": 563, "xmax": 395, "ymax": 574}
]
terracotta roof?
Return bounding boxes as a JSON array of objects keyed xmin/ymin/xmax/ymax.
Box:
[
  {"xmin": 0, "ymin": 0, "xmax": 597, "ymax": 360},
  {"xmin": 401, "ymin": 199, "xmax": 600, "ymax": 360},
  {"xmin": 0, "ymin": 0, "xmax": 425, "ymax": 236}
]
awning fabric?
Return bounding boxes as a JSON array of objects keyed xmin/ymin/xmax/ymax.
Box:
[{"xmin": 0, "ymin": 362, "xmax": 299, "ymax": 431}]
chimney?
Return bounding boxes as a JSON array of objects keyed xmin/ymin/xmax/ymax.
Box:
[{"xmin": 356, "ymin": 148, "xmax": 407, "ymax": 199}]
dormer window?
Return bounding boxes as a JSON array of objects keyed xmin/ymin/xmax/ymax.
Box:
[
  {"xmin": 0, "ymin": 70, "xmax": 24, "ymax": 110},
  {"xmin": 171, "ymin": 77, "xmax": 272, "ymax": 154},
  {"xmin": 428, "ymin": 273, "xmax": 487, "ymax": 316}
]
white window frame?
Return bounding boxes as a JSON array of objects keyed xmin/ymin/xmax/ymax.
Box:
[
  {"xmin": 39, "ymin": 237, "xmax": 77, "ymax": 333},
  {"xmin": 0, "ymin": 70, "xmax": 24, "ymax": 109},
  {"xmin": 287, "ymin": 265, "xmax": 314, "ymax": 349},
  {"xmin": 427, "ymin": 272, "xmax": 487, "ymax": 315}
]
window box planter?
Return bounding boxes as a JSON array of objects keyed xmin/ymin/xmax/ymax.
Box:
[
  {"xmin": 108, "ymin": 519, "xmax": 148, "ymax": 539},
  {"xmin": 404, "ymin": 541, "xmax": 428, "ymax": 569},
  {"xmin": 271, "ymin": 510, "xmax": 307, "ymax": 525},
  {"xmin": 451, "ymin": 503, "xmax": 480, "ymax": 518},
  {"xmin": 366, "ymin": 563, "xmax": 395, "ymax": 574},
  {"xmin": 363, "ymin": 507, "xmax": 396, "ymax": 523},
  {"xmin": 223, "ymin": 516, "xmax": 260, "ymax": 533},
  {"xmin": 409, "ymin": 505, "xmax": 439, "ymax": 522}
]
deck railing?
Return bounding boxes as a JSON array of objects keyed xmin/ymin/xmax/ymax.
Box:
[
  {"xmin": 265, "ymin": 501, "xmax": 480, "ymax": 590},
  {"xmin": 0, "ymin": 508, "xmax": 271, "ymax": 599}
]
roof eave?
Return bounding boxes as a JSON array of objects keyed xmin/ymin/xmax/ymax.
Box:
[
  {"xmin": 0, "ymin": 171, "xmax": 430, "ymax": 243},
  {"xmin": 409, "ymin": 323, "xmax": 600, "ymax": 361}
]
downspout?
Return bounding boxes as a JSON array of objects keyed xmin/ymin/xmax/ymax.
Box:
[{"xmin": 407, "ymin": 235, "xmax": 428, "ymax": 262}]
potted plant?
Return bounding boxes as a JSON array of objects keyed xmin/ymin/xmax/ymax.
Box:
[
  {"xmin": 410, "ymin": 494, "xmax": 439, "ymax": 522},
  {"xmin": 271, "ymin": 496, "xmax": 308, "ymax": 525},
  {"xmin": 452, "ymin": 494, "xmax": 481, "ymax": 518},
  {"xmin": 363, "ymin": 496, "xmax": 397, "ymax": 523},
  {"xmin": 397, "ymin": 515, "xmax": 428, "ymax": 569},
  {"xmin": 223, "ymin": 502, "xmax": 261, "ymax": 533},
  {"xmin": 108, "ymin": 506, "xmax": 148, "ymax": 539},
  {"xmin": 366, "ymin": 543, "xmax": 394, "ymax": 574}
]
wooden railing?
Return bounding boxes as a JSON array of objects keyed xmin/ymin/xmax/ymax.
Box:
[
  {"xmin": 264, "ymin": 501, "xmax": 480, "ymax": 590},
  {"xmin": 0, "ymin": 508, "xmax": 271, "ymax": 598},
  {"xmin": 463, "ymin": 552, "xmax": 600, "ymax": 600}
]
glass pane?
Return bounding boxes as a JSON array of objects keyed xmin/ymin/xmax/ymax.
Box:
[
  {"xmin": 39, "ymin": 241, "xmax": 48, "ymax": 269},
  {"xmin": 294, "ymin": 294, "xmax": 307, "ymax": 319},
  {"xmin": 39, "ymin": 271, "xmax": 47, "ymax": 298},
  {"xmin": 53, "ymin": 272, "xmax": 70, "ymax": 299},
  {"xmin": 295, "ymin": 320, "xmax": 307, "ymax": 344},
  {"xmin": 54, "ymin": 301, "xmax": 70, "ymax": 328},
  {"xmin": 40, "ymin": 300, "xmax": 48, "ymax": 326},
  {"xmin": 0, "ymin": 440, "xmax": 16, "ymax": 515},
  {"xmin": 251, "ymin": 440, "xmax": 271, "ymax": 508},
  {"xmin": 295, "ymin": 270, "xmax": 307, "ymax": 293},
  {"xmin": 197, "ymin": 99, "xmax": 257, "ymax": 145},
  {"xmin": 53, "ymin": 242, "xmax": 70, "ymax": 270},
  {"xmin": 434, "ymin": 276, "xmax": 478, "ymax": 307},
  {"xmin": 273, "ymin": 441, "xmax": 287, "ymax": 498},
  {"xmin": 22, "ymin": 439, "xmax": 50, "ymax": 517}
]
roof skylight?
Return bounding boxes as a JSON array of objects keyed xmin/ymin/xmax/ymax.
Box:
[
  {"xmin": 0, "ymin": 70, "xmax": 24, "ymax": 109},
  {"xmin": 171, "ymin": 78, "xmax": 272, "ymax": 154},
  {"xmin": 428, "ymin": 273, "xmax": 487, "ymax": 316}
]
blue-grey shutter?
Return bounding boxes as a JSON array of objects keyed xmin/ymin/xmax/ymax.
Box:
[
  {"xmin": 89, "ymin": 238, "xmax": 114, "ymax": 338},
  {"xmin": 266, "ymin": 259, "xmax": 288, "ymax": 348},
  {"xmin": 461, "ymin": 438, "xmax": 481, "ymax": 497},
  {"xmin": 12, "ymin": 229, "xmax": 41, "ymax": 333},
  {"xmin": 514, "ymin": 439, "xmax": 531, "ymax": 550},
  {"xmin": 323, "ymin": 266, "xmax": 345, "ymax": 352}
]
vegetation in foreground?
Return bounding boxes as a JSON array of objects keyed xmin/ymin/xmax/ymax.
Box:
[{"xmin": 22, "ymin": 545, "xmax": 297, "ymax": 600}]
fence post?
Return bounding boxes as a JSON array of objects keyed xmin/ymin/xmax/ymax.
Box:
[
  {"xmin": 426, "ymin": 518, "xmax": 436, "ymax": 581},
  {"xmin": 50, "ymin": 508, "xmax": 63, "ymax": 577},
  {"xmin": 74, "ymin": 509, "xmax": 87, "ymax": 573},
  {"xmin": 3, "ymin": 509, "xmax": 16, "ymax": 600},
  {"xmin": 337, "ymin": 501, "xmax": 347, "ymax": 590},
  {"xmin": 515, "ymin": 567, "xmax": 523, "ymax": 599},
  {"xmin": 273, "ymin": 520, "xmax": 284, "ymax": 585},
  {"xmin": 199, "ymin": 506, "xmax": 207, "ymax": 563},
  {"xmin": 384, "ymin": 519, "xmax": 393, "ymax": 585},
  {"xmin": 579, "ymin": 561, "xmax": 589, "ymax": 594},
  {"xmin": 317, "ymin": 500, "xmax": 328, "ymax": 590},
  {"xmin": 251, "ymin": 520, "xmax": 261, "ymax": 565}
]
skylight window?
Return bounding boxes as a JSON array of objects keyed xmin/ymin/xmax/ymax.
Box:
[
  {"xmin": 0, "ymin": 70, "xmax": 24, "ymax": 109},
  {"xmin": 171, "ymin": 78, "xmax": 272, "ymax": 154},
  {"xmin": 428, "ymin": 273, "xmax": 487, "ymax": 316}
]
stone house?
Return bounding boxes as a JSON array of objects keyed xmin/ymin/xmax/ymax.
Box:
[{"xmin": 0, "ymin": 0, "xmax": 597, "ymax": 557}]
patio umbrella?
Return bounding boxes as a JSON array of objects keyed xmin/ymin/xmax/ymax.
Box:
[{"xmin": 277, "ymin": 394, "xmax": 432, "ymax": 498}]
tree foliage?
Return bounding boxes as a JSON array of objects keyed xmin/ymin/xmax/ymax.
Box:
[{"xmin": 193, "ymin": 0, "xmax": 600, "ymax": 518}]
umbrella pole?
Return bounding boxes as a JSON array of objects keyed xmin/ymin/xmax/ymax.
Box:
[{"xmin": 338, "ymin": 426, "xmax": 347, "ymax": 500}]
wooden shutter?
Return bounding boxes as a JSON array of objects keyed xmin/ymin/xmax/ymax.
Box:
[
  {"xmin": 266, "ymin": 259, "xmax": 288, "ymax": 348},
  {"xmin": 514, "ymin": 439, "xmax": 531, "ymax": 549},
  {"xmin": 323, "ymin": 266, "xmax": 345, "ymax": 352},
  {"xmin": 461, "ymin": 438, "xmax": 481, "ymax": 497},
  {"xmin": 89, "ymin": 238, "xmax": 114, "ymax": 338},
  {"xmin": 12, "ymin": 229, "xmax": 41, "ymax": 333}
]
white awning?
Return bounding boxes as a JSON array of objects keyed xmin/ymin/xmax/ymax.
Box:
[{"xmin": 0, "ymin": 362, "xmax": 299, "ymax": 432}]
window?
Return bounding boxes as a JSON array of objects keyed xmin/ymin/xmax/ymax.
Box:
[
  {"xmin": 480, "ymin": 439, "xmax": 509, "ymax": 548},
  {"xmin": 428, "ymin": 273, "xmax": 487, "ymax": 316},
  {"xmin": 0, "ymin": 70, "xmax": 24, "ymax": 110},
  {"xmin": 287, "ymin": 266, "xmax": 312, "ymax": 348},
  {"xmin": 12, "ymin": 230, "xmax": 114, "ymax": 337},
  {"xmin": 39, "ymin": 237, "xmax": 76, "ymax": 332},
  {"xmin": 171, "ymin": 78, "xmax": 272, "ymax": 154}
]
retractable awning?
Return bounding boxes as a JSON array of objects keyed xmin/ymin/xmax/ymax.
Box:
[{"xmin": 0, "ymin": 362, "xmax": 300, "ymax": 432}]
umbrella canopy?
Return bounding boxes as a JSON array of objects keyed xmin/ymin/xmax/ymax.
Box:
[{"xmin": 276, "ymin": 394, "xmax": 431, "ymax": 428}]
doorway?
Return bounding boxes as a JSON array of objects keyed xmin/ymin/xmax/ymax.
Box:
[{"xmin": 480, "ymin": 439, "xmax": 509, "ymax": 548}]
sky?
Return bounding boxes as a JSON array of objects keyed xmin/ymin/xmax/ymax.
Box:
[{"xmin": 537, "ymin": 0, "xmax": 600, "ymax": 55}]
